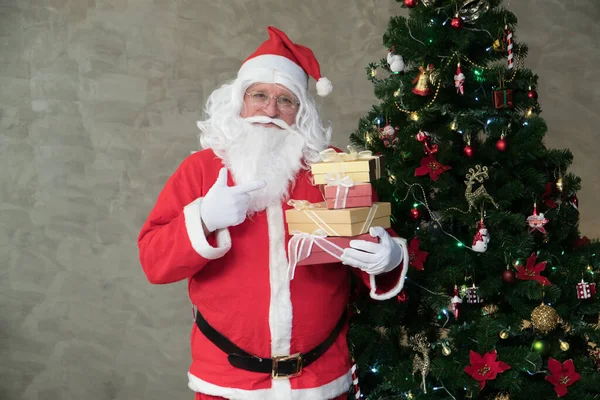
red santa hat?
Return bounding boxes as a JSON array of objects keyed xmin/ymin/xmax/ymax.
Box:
[{"xmin": 238, "ymin": 26, "xmax": 332, "ymax": 97}]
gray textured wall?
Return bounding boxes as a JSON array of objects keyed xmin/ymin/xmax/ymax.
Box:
[{"xmin": 1, "ymin": 1, "xmax": 598, "ymax": 399}]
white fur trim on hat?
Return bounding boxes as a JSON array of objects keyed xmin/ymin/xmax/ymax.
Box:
[
  {"xmin": 316, "ymin": 77, "xmax": 332, "ymax": 96},
  {"xmin": 238, "ymin": 54, "xmax": 308, "ymax": 90}
]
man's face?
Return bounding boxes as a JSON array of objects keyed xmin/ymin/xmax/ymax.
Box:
[{"xmin": 240, "ymin": 83, "xmax": 299, "ymax": 128}]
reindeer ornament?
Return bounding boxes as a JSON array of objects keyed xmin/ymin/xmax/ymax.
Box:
[{"xmin": 410, "ymin": 333, "xmax": 430, "ymax": 393}]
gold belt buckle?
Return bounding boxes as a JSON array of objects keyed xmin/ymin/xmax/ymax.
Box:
[{"xmin": 271, "ymin": 353, "xmax": 303, "ymax": 379}]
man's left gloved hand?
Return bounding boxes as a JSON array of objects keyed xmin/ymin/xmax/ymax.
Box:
[{"xmin": 340, "ymin": 227, "xmax": 404, "ymax": 275}]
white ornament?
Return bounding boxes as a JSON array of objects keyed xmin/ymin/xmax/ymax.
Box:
[
  {"xmin": 471, "ymin": 221, "xmax": 490, "ymax": 253},
  {"xmin": 387, "ymin": 51, "xmax": 405, "ymax": 73}
]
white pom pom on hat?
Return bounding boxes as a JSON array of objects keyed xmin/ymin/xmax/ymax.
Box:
[
  {"xmin": 316, "ymin": 77, "xmax": 333, "ymax": 96},
  {"xmin": 237, "ymin": 26, "xmax": 332, "ymax": 97}
]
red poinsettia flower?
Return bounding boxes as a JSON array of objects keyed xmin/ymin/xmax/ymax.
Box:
[
  {"xmin": 515, "ymin": 253, "xmax": 551, "ymax": 286},
  {"xmin": 464, "ymin": 350, "xmax": 511, "ymax": 390},
  {"xmin": 545, "ymin": 358, "xmax": 580, "ymax": 397},
  {"xmin": 414, "ymin": 155, "xmax": 451, "ymax": 181},
  {"xmin": 542, "ymin": 182, "xmax": 558, "ymax": 209},
  {"xmin": 408, "ymin": 237, "xmax": 428, "ymax": 271}
]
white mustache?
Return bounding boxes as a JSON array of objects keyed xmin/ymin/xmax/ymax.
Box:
[{"xmin": 244, "ymin": 116, "xmax": 292, "ymax": 130}]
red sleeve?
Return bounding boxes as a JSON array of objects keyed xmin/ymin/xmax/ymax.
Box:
[{"xmin": 137, "ymin": 156, "xmax": 231, "ymax": 284}]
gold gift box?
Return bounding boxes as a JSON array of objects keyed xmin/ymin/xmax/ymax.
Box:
[
  {"xmin": 311, "ymin": 157, "xmax": 382, "ymax": 185},
  {"xmin": 285, "ymin": 202, "xmax": 391, "ymax": 237}
]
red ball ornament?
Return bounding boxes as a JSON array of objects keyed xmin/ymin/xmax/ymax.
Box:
[
  {"xmin": 463, "ymin": 145, "xmax": 474, "ymax": 157},
  {"xmin": 496, "ymin": 138, "xmax": 507, "ymax": 151},
  {"xmin": 527, "ymin": 86, "xmax": 538, "ymax": 100},
  {"xmin": 451, "ymin": 15, "xmax": 464, "ymax": 29},
  {"xmin": 503, "ymin": 269, "xmax": 515, "ymax": 283},
  {"xmin": 397, "ymin": 290, "xmax": 408, "ymax": 303},
  {"xmin": 404, "ymin": 0, "xmax": 418, "ymax": 7},
  {"xmin": 410, "ymin": 207, "xmax": 420, "ymax": 220}
]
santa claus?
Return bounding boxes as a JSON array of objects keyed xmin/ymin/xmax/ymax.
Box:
[{"xmin": 138, "ymin": 26, "xmax": 409, "ymax": 400}]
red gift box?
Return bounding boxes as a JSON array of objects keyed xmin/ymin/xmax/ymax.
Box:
[
  {"xmin": 493, "ymin": 88, "xmax": 513, "ymax": 109},
  {"xmin": 286, "ymin": 233, "xmax": 378, "ymax": 279},
  {"xmin": 577, "ymin": 280, "xmax": 596, "ymax": 299},
  {"xmin": 324, "ymin": 182, "xmax": 373, "ymax": 209},
  {"xmin": 466, "ymin": 285, "xmax": 482, "ymax": 304}
]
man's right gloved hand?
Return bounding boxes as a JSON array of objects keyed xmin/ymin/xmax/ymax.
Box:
[{"xmin": 200, "ymin": 167, "xmax": 266, "ymax": 233}]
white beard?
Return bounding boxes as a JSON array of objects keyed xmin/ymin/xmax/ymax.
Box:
[{"xmin": 218, "ymin": 117, "xmax": 306, "ymax": 214}]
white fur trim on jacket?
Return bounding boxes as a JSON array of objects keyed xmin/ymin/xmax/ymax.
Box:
[
  {"xmin": 368, "ymin": 237, "xmax": 409, "ymax": 300},
  {"xmin": 183, "ymin": 197, "xmax": 232, "ymax": 260},
  {"xmin": 265, "ymin": 204, "xmax": 293, "ymax": 397},
  {"xmin": 187, "ymin": 368, "xmax": 352, "ymax": 400}
]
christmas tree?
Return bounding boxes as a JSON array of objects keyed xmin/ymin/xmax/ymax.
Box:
[{"xmin": 347, "ymin": 0, "xmax": 600, "ymax": 399}]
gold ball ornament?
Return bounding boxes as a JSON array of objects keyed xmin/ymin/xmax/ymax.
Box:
[
  {"xmin": 370, "ymin": 68, "xmax": 377, "ymax": 77},
  {"xmin": 410, "ymin": 112, "xmax": 420, "ymax": 121},
  {"xmin": 531, "ymin": 303, "xmax": 559, "ymax": 334},
  {"xmin": 394, "ymin": 89, "xmax": 401, "ymax": 97},
  {"xmin": 499, "ymin": 330, "xmax": 509, "ymax": 339},
  {"xmin": 560, "ymin": 340, "xmax": 570, "ymax": 351},
  {"xmin": 493, "ymin": 393, "xmax": 510, "ymax": 400}
]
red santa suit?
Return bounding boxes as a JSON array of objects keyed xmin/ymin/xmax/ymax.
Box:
[{"xmin": 138, "ymin": 148, "xmax": 408, "ymax": 400}]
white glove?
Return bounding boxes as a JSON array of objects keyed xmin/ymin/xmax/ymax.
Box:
[
  {"xmin": 340, "ymin": 226, "xmax": 403, "ymax": 275},
  {"xmin": 200, "ymin": 168, "xmax": 266, "ymax": 232}
]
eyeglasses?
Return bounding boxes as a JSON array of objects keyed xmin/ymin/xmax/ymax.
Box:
[{"xmin": 244, "ymin": 91, "xmax": 300, "ymax": 115}]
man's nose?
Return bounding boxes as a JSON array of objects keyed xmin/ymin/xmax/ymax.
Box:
[{"xmin": 264, "ymin": 98, "xmax": 279, "ymax": 117}]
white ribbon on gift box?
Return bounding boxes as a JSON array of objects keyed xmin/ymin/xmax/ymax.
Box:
[
  {"xmin": 286, "ymin": 200, "xmax": 382, "ymax": 280},
  {"xmin": 287, "ymin": 200, "xmax": 380, "ymax": 237},
  {"xmin": 324, "ymin": 174, "xmax": 354, "ymax": 209},
  {"xmin": 288, "ymin": 199, "xmax": 340, "ymax": 236},
  {"xmin": 317, "ymin": 145, "xmax": 382, "ymax": 180},
  {"xmin": 286, "ymin": 229, "xmax": 345, "ymax": 280}
]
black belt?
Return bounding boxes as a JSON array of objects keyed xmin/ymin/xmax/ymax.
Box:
[{"xmin": 194, "ymin": 307, "xmax": 347, "ymax": 379}]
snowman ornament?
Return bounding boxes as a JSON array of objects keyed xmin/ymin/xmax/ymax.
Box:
[
  {"xmin": 471, "ymin": 220, "xmax": 490, "ymax": 253},
  {"xmin": 387, "ymin": 50, "xmax": 405, "ymax": 73}
]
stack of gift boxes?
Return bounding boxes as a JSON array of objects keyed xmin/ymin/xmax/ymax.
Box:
[{"xmin": 285, "ymin": 147, "xmax": 390, "ymax": 272}]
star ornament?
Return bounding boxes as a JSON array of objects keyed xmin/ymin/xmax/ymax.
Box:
[
  {"xmin": 545, "ymin": 358, "xmax": 580, "ymax": 397},
  {"xmin": 464, "ymin": 350, "xmax": 511, "ymax": 390},
  {"xmin": 526, "ymin": 203, "xmax": 549, "ymax": 234},
  {"xmin": 515, "ymin": 253, "xmax": 551, "ymax": 286},
  {"xmin": 408, "ymin": 237, "xmax": 428, "ymax": 271},
  {"xmin": 414, "ymin": 155, "xmax": 451, "ymax": 181}
]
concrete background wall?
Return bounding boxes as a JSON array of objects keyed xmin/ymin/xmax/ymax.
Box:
[{"xmin": 1, "ymin": 0, "xmax": 598, "ymax": 399}]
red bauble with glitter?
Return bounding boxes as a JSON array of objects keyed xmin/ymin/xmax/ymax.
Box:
[
  {"xmin": 527, "ymin": 87, "xmax": 538, "ymax": 100},
  {"xmin": 451, "ymin": 15, "xmax": 464, "ymax": 29},
  {"xmin": 404, "ymin": 0, "xmax": 418, "ymax": 7},
  {"xmin": 410, "ymin": 208, "xmax": 420, "ymax": 219},
  {"xmin": 496, "ymin": 138, "xmax": 507, "ymax": 151},
  {"xmin": 397, "ymin": 290, "xmax": 408, "ymax": 303},
  {"xmin": 503, "ymin": 269, "xmax": 515, "ymax": 283},
  {"xmin": 463, "ymin": 145, "xmax": 473, "ymax": 157}
]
